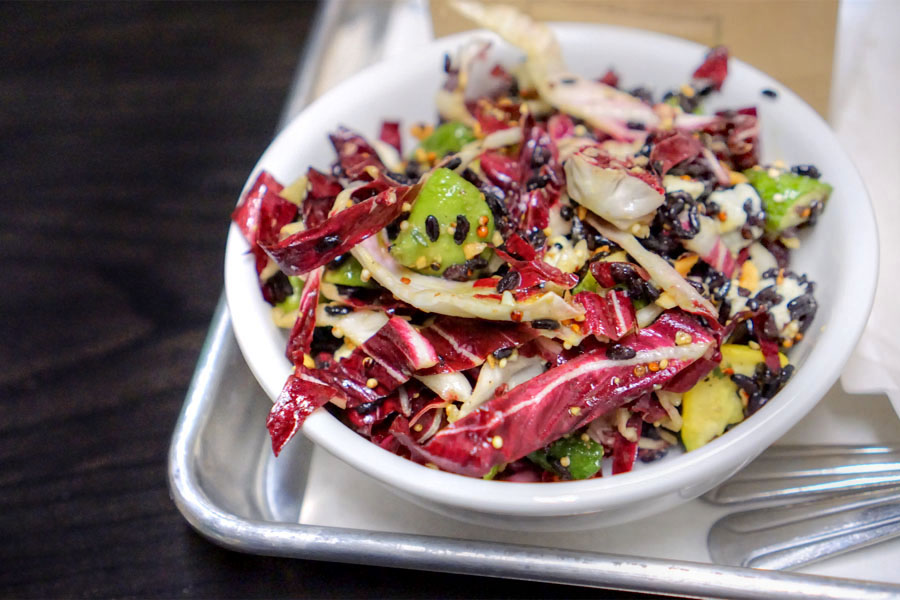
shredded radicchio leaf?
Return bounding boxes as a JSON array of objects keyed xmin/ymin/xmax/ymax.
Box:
[
  {"xmin": 261, "ymin": 184, "xmax": 420, "ymax": 276},
  {"xmin": 390, "ymin": 311, "xmax": 714, "ymax": 476}
]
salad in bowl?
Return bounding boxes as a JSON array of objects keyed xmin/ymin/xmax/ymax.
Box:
[{"xmin": 224, "ymin": 2, "xmax": 875, "ymax": 525}]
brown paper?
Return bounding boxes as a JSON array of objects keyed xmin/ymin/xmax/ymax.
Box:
[{"xmin": 430, "ymin": 0, "xmax": 838, "ymax": 116}]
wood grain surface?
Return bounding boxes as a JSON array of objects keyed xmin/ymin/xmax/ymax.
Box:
[{"xmin": 0, "ymin": 3, "xmax": 658, "ymax": 598}]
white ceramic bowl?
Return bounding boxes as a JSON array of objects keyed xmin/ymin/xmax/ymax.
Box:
[{"xmin": 225, "ymin": 24, "xmax": 877, "ymax": 531}]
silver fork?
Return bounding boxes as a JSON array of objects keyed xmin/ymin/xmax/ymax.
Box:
[{"xmin": 705, "ymin": 445, "xmax": 900, "ymax": 569}]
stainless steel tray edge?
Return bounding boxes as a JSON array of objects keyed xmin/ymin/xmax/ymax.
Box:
[{"xmin": 167, "ymin": 297, "xmax": 900, "ymax": 600}]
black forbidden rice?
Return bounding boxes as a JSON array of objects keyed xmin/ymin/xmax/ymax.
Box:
[
  {"xmin": 425, "ymin": 214, "xmax": 440, "ymax": 242},
  {"xmin": 454, "ymin": 214, "xmax": 469, "ymax": 244}
]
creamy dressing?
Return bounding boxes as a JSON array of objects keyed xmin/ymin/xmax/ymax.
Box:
[
  {"xmin": 707, "ymin": 184, "xmax": 764, "ymax": 252},
  {"xmin": 662, "ymin": 175, "xmax": 705, "ymax": 200}
]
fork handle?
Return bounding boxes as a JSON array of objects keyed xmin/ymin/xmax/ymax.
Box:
[{"xmin": 708, "ymin": 486, "xmax": 900, "ymax": 569}]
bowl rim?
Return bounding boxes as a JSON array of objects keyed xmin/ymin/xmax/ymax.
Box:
[{"xmin": 225, "ymin": 23, "xmax": 879, "ymax": 517}]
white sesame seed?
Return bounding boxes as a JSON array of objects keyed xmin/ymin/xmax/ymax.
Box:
[
  {"xmin": 491, "ymin": 436, "xmax": 503, "ymax": 449},
  {"xmin": 366, "ymin": 378, "xmax": 378, "ymax": 389},
  {"xmin": 559, "ymin": 456, "xmax": 571, "ymax": 467}
]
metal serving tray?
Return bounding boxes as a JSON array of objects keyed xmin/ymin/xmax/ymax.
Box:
[
  {"xmin": 168, "ymin": 1, "xmax": 900, "ymax": 597},
  {"xmin": 168, "ymin": 298, "xmax": 899, "ymax": 599}
]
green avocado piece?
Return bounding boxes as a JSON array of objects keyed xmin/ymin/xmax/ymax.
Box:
[
  {"xmin": 419, "ymin": 122, "xmax": 477, "ymax": 157},
  {"xmin": 744, "ymin": 168, "xmax": 832, "ymax": 234},
  {"xmin": 390, "ymin": 168, "xmax": 494, "ymax": 275},
  {"xmin": 323, "ymin": 256, "xmax": 374, "ymax": 288},
  {"xmin": 275, "ymin": 275, "xmax": 303, "ymax": 312},
  {"xmin": 681, "ymin": 369, "xmax": 744, "ymax": 452},
  {"xmin": 528, "ymin": 434, "xmax": 604, "ymax": 480},
  {"xmin": 681, "ymin": 344, "xmax": 790, "ymax": 451}
]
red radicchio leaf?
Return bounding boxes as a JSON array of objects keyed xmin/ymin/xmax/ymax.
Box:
[
  {"xmin": 547, "ymin": 114, "xmax": 575, "ymax": 141},
  {"xmin": 664, "ymin": 349, "xmax": 720, "ymax": 393},
  {"xmin": 231, "ymin": 170, "xmax": 297, "ymax": 274},
  {"xmin": 379, "ymin": 121, "xmax": 402, "ymax": 155},
  {"xmin": 391, "ymin": 311, "xmax": 714, "ymax": 477},
  {"xmin": 692, "ymin": 46, "xmax": 729, "ymax": 91},
  {"xmin": 649, "ymin": 131, "xmax": 704, "ymax": 176},
  {"xmin": 513, "ymin": 119, "xmax": 563, "ymax": 233},
  {"xmin": 418, "ymin": 316, "xmax": 537, "ymax": 375},
  {"xmin": 285, "ymin": 267, "xmax": 322, "ymax": 366},
  {"xmin": 472, "ymin": 98, "xmax": 521, "ymax": 135},
  {"xmin": 330, "ymin": 126, "xmax": 385, "ymax": 181},
  {"xmin": 599, "ymin": 69, "xmax": 619, "ymax": 88},
  {"xmin": 480, "ymin": 151, "xmax": 522, "ymax": 190},
  {"xmin": 319, "ymin": 316, "xmax": 438, "ymax": 406},
  {"xmin": 346, "ymin": 394, "xmax": 404, "ymax": 437},
  {"xmin": 267, "ymin": 371, "xmax": 344, "ymax": 456},
  {"xmin": 261, "ymin": 184, "xmax": 419, "ymax": 276},
  {"xmin": 611, "ymin": 413, "xmax": 643, "ymax": 474},
  {"xmin": 304, "ymin": 168, "xmax": 343, "ymax": 229},
  {"xmin": 631, "ymin": 393, "xmax": 668, "ymax": 424},
  {"xmin": 702, "ymin": 108, "xmax": 760, "ymax": 171},
  {"xmin": 574, "ymin": 290, "xmax": 636, "ymax": 341},
  {"xmin": 495, "ymin": 234, "xmax": 579, "ymax": 290}
]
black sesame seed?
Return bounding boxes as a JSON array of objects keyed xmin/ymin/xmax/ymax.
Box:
[
  {"xmin": 530, "ymin": 319, "xmax": 560, "ymax": 330},
  {"xmin": 606, "ymin": 343, "xmax": 637, "ymax": 360},
  {"xmin": 430, "ymin": 262, "xmax": 441, "ymax": 271},
  {"xmin": 492, "ymin": 346, "xmax": 514, "ymax": 360},
  {"xmin": 630, "ymin": 86, "xmax": 654, "ymax": 104},
  {"xmin": 442, "ymin": 53, "xmax": 452, "ymax": 73},
  {"xmin": 484, "ymin": 192, "xmax": 508, "ymax": 218},
  {"xmin": 559, "ymin": 205, "xmax": 574, "ymax": 221},
  {"xmin": 444, "ymin": 157, "xmax": 462, "ymax": 170},
  {"xmin": 791, "ymin": 164, "xmax": 821, "ymax": 179},
  {"xmin": 525, "ymin": 174, "xmax": 550, "ymax": 191},
  {"xmin": 316, "ymin": 234, "xmax": 341, "ymax": 252},
  {"xmin": 496, "ymin": 270, "xmax": 521, "ymax": 293},
  {"xmin": 530, "ymin": 145, "xmax": 549, "ymax": 168},
  {"xmin": 324, "ymin": 304, "xmax": 352, "ymax": 316},
  {"xmin": 442, "ymin": 264, "xmax": 470, "ymax": 281},
  {"xmin": 761, "ymin": 88, "xmax": 778, "ymax": 98},
  {"xmin": 626, "ymin": 121, "xmax": 646, "ymax": 130},
  {"xmin": 454, "ymin": 215, "xmax": 469, "ymax": 244},
  {"xmin": 386, "ymin": 171, "xmax": 413, "ymax": 184},
  {"xmin": 560, "ymin": 77, "xmax": 577, "ymax": 84},
  {"xmin": 425, "ymin": 215, "xmax": 440, "ymax": 242}
]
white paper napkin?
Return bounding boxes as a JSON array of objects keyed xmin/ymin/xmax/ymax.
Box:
[{"xmin": 832, "ymin": 1, "xmax": 900, "ymax": 415}]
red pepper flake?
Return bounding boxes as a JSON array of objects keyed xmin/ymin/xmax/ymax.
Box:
[
  {"xmin": 473, "ymin": 277, "xmax": 499, "ymax": 288},
  {"xmin": 648, "ymin": 361, "xmax": 660, "ymax": 372},
  {"xmin": 476, "ymin": 225, "xmax": 489, "ymax": 238},
  {"xmin": 400, "ymin": 277, "xmax": 411, "ymax": 284},
  {"xmin": 723, "ymin": 367, "xmax": 735, "ymax": 376},
  {"xmin": 510, "ymin": 310, "xmax": 523, "ymax": 322},
  {"xmin": 717, "ymin": 211, "xmax": 728, "ymax": 222}
]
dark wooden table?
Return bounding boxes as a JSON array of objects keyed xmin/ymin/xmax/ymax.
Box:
[{"xmin": 0, "ymin": 3, "xmax": 660, "ymax": 597}]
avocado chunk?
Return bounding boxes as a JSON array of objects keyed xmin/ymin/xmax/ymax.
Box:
[
  {"xmin": 744, "ymin": 168, "xmax": 832, "ymax": 233},
  {"xmin": 390, "ymin": 168, "xmax": 494, "ymax": 276},
  {"xmin": 419, "ymin": 122, "xmax": 476, "ymax": 157},
  {"xmin": 528, "ymin": 434, "xmax": 604, "ymax": 480},
  {"xmin": 322, "ymin": 255, "xmax": 375, "ymax": 288},
  {"xmin": 681, "ymin": 344, "xmax": 789, "ymax": 451},
  {"xmin": 681, "ymin": 370, "xmax": 745, "ymax": 452}
]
